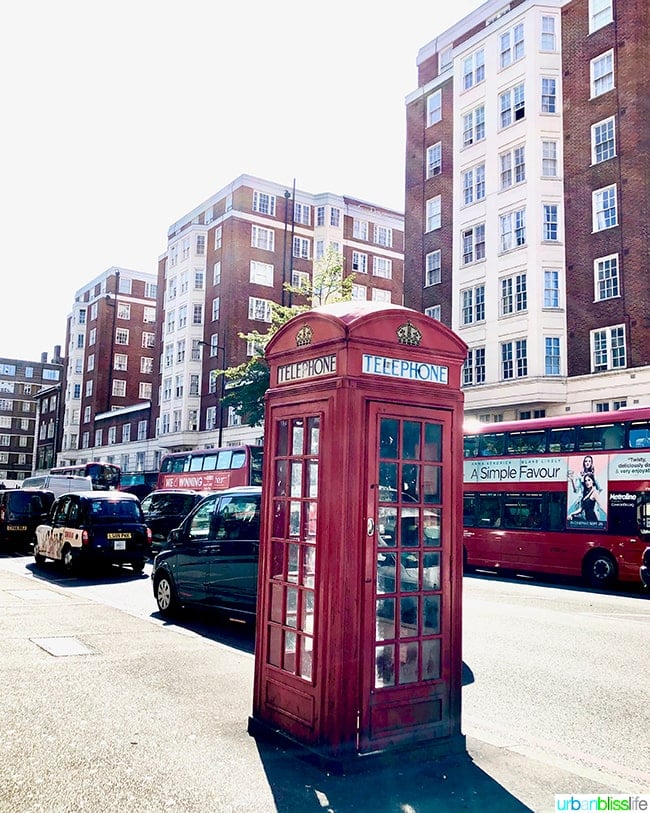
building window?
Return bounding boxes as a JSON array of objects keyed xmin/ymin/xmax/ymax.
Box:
[
  {"xmin": 115, "ymin": 328, "xmax": 129, "ymax": 345},
  {"xmin": 592, "ymin": 117, "xmax": 616, "ymax": 164},
  {"xmin": 594, "ymin": 399, "xmax": 627, "ymax": 413},
  {"xmin": 164, "ymin": 344, "xmax": 173, "ymax": 368},
  {"xmin": 499, "ymin": 83, "xmax": 525, "ymax": 128},
  {"xmin": 541, "ymin": 15, "xmax": 557, "ymax": 50},
  {"xmin": 211, "ymin": 298, "xmax": 220, "ymax": 321},
  {"xmin": 95, "ymin": 429, "xmax": 103, "ymax": 447},
  {"xmin": 137, "ymin": 420, "xmax": 147, "ymax": 440},
  {"xmin": 499, "ymin": 208, "xmax": 526, "ymax": 252},
  {"xmin": 139, "ymin": 383, "xmax": 152, "ymax": 399},
  {"xmin": 76, "ymin": 334, "xmax": 84, "ymax": 349},
  {"xmin": 293, "ymin": 202, "xmax": 311, "ymax": 226},
  {"xmin": 176, "ymin": 340, "xmax": 185, "ymax": 363},
  {"xmin": 594, "ymin": 254, "xmax": 619, "ymax": 301},
  {"xmin": 425, "ymin": 251, "xmax": 441, "ymax": 287},
  {"xmin": 426, "ymin": 196, "xmax": 442, "ymax": 231},
  {"xmin": 250, "ymin": 261, "xmax": 273, "ymax": 286},
  {"xmin": 177, "ymin": 305, "xmax": 187, "ymax": 329},
  {"xmin": 107, "ymin": 427, "xmax": 116, "ymax": 445},
  {"xmin": 175, "ymin": 374, "xmax": 184, "ymax": 398},
  {"xmin": 117, "ymin": 303, "xmax": 131, "ymax": 320},
  {"xmin": 462, "ymin": 224, "xmax": 486, "ymax": 265},
  {"xmin": 543, "ymin": 204, "xmax": 559, "ymax": 241},
  {"xmin": 87, "ymin": 354, "xmax": 95, "ymax": 372},
  {"xmin": 590, "ymin": 0, "xmax": 613, "ymax": 33},
  {"xmin": 249, "ymin": 297, "xmax": 272, "ymax": 323},
  {"xmin": 499, "ymin": 22, "xmax": 524, "ymax": 68},
  {"xmin": 352, "ymin": 251, "xmax": 367, "ymax": 273},
  {"xmin": 463, "ymin": 347, "xmax": 486, "ymax": 386},
  {"xmin": 543, "ymin": 270, "xmax": 560, "ymax": 308},
  {"xmin": 114, "ymin": 353, "xmax": 127, "ymax": 371},
  {"xmin": 353, "ymin": 219, "xmax": 368, "ymax": 240},
  {"xmin": 500, "ymin": 145, "xmax": 525, "ymax": 189},
  {"xmin": 462, "ymin": 48, "xmax": 485, "ymax": 89},
  {"xmin": 251, "ymin": 225, "xmax": 275, "ymax": 251},
  {"xmin": 425, "ymin": 305, "xmax": 441, "ymax": 321},
  {"xmin": 372, "ymin": 257, "xmax": 392, "ymax": 279},
  {"xmin": 213, "ymin": 261, "xmax": 221, "ymax": 286},
  {"xmin": 461, "ymin": 285, "xmax": 485, "ymax": 325},
  {"xmin": 141, "ymin": 357, "xmax": 153, "ymax": 374},
  {"xmin": 591, "ymin": 51, "xmax": 614, "ymax": 97},
  {"xmin": 330, "ymin": 207, "xmax": 341, "ymax": 227},
  {"xmin": 142, "ymin": 332, "xmax": 155, "ymax": 349},
  {"xmin": 462, "ymin": 164, "xmax": 486, "ymax": 205},
  {"xmin": 292, "ymin": 236, "xmax": 310, "ymax": 259},
  {"xmin": 112, "ymin": 379, "xmax": 126, "ymax": 397},
  {"xmin": 143, "ymin": 306, "xmax": 156, "ymax": 323},
  {"xmin": 593, "ymin": 185, "xmax": 617, "ymax": 231},
  {"xmin": 426, "ymin": 89, "xmax": 442, "ymax": 126},
  {"xmin": 500, "ymin": 273, "xmax": 527, "ymax": 316},
  {"xmin": 501, "ymin": 339, "xmax": 528, "ymax": 380},
  {"xmin": 591, "ymin": 325, "xmax": 626, "ymax": 371},
  {"xmin": 194, "ymin": 270, "xmax": 204, "ymax": 290},
  {"xmin": 214, "ymin": 226, "xmax": 222, "ymax": 250},
  {"xmin": 373, "ymin": 225, "xmax": 392, "ymax": 248},
  {"xmin": 292, "ymin": 270, "xmax": 309, "ymax": 290},
  {"xmin": 192, "ymin": 305, "xmax": 203, "ymax": 325},
  {"xmin": 122, "ymin": 424, "xmax": 131, "ymax": 443},
  {"xmin": 462, "ymin": 105, "xmax": 485, "ymax": 146},
  {"xmin": 542, "ymin": 140, "xmax": 558, "ymax": 177},
  {"xmin": 83, "ymin": 406, "xmax": 91, "ymax": 423},
  {"xmin": 351, "ymin": 284, "xmax": 367, "ymax": 301},
  {"xmin": 545, "ymin": 337, "xmax": 561, "ymax": 375},
  {"xmin": 118, "ymin": 277, "xmax": 132, "ymax": 294},
  {"xmin": 426, "ymin": 142, "xmax": 442, "ymax": 178},
  {"xmin": 316, "ymin": 206, "xmax": 325, "ymax": 226},
  {"xmin": 541, "ymin": 77, "xmax": 557, "ymax": 113},
  {"xmin": 252, "ymin": 190, "xmax": 276, "ymax": 216},
  {"xmin": 371, "ymin": 289, "xmax": 392, "ymax": 303}
]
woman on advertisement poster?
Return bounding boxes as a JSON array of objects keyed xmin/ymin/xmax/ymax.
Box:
[{"xmin": 567, "ymin": 455, "xmax": 607, "ymax": 529}]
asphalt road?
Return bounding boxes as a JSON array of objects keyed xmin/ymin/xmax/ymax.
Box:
[{"xmin": 1, "ymin": 553, "xmax": 649, "ymax": 799}]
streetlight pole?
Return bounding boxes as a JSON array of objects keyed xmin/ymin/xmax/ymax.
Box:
[{"xmin": 198, "ymin": 340, "xmax": 226, "ymax": 447}]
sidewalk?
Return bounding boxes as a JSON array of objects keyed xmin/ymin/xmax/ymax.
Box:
[{"xmin": 0, "ymin": 566, "xmax": 622, "ymax": 813}]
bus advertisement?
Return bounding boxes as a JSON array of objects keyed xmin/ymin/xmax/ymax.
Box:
[
  {"xmin": 463, "ymin": 408, "xmax": 650, "ymax": 588},
  {"xmin": 156, "ymin": 445, "xmax": 263, "ymax": 492}
]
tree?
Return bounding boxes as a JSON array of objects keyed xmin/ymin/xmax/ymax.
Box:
[{"xmin": 220, "ymin": 248, "xmax": 353, "ymax": 427}]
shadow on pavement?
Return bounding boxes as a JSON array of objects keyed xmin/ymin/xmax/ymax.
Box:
[
  {"xmin": 253, "ymin": 738, "xmax": 532, "ymax": 813},
  {"xmin": 465, "ymin": 568, "xmax": 647, "ymax": 599}
]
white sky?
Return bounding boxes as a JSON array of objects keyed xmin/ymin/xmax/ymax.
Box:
[{"xmin": 0, "ymin": 0, "xmax": 481, "ymax": 362}]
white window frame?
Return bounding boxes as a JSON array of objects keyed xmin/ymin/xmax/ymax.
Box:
[
  {"xmin": 425, "ymin": 250, "xmax": 441, "ymax": 287},
  {"xmin": 542, "ymin": 204, "xmax": 559, "ymax": 242},
  {"xmin": 501, "ymin": 338, "xmax": 528, "ymax": 380},
  {"xmin": 591, "ymin": 325, "xmax": 626, "ymax": 372},
  {"xmin": 542, "ymin": 140, "xmax": 558, "ymax": 177},
  {"xmin": 426, "ymin": 89, "xmax": 442, "ymax": 126},
  {"xmin": 500, "ymin": 273, "xmax": 527, "ymax": 316},
  {"xmin": 543, "ymin": 269, "xmax": 560, "ymax": 308},
  {"xmin": 541, "ymin": 15, "xmax": 557, "ymax": 51},
  {"xmin": 353, "ymin": 219, "xmax": 368, "ymax": 240},
  {"xmin": 591, "ymin": 116, "xmax": 616, "ymax": 164},
  {"xmin": 589, "ymin": 0, "xmax": 613, "ymax": 33},
  {"xmin": 590, "ymin": 50, "xmax": 614, "ymax": 98},
  {"xmin": 250, "ymin": 261, "xmax": 274, "ymax": 286},
  {"xmin": 462, "ymin": 105, "xmax": 485, "ymax": 147},
  {"xmin": 499, "ymin": 23, "xmax": 524, "ymax": 69},
  {"xmin": 426, "ymin": 196, "xmax": 442, "ymax": 231},
  {"xmin": 499, "ymin": 83, "xmax": 525, "ymax": 128},
  {"xmin": 462, "ymin": 164, "xmax": 486, "ymax": 205},
  {"xmin": 592, "ymin": 185, "xmax": 618, "ymax": 231},
  {"xmin": 352, "ymin": 251, "xmax": 368, "ymax": 274},
  {"xmin": 426, "ymin": 142, "xmax": 442, "ymax": 178},
  {"xmin": 251, "ymin": 225, "xmax": 275, "ymax": 251},
  {"xmin": 544, "ymin": 337, "xmax": 561, "ymax": 375},
  {"xmin": 460, "ymin": 285, "xmax": 485, "ymax": 325},
  {"xmin": 500, "ymin": 145, "xmax": 525, "ymax": 190},
  {"xmin": 425, "ymin": 305, "xmax": 441, "ymax": 321},
  {"xmin": 248, "ymin": 297, "xmax": 272, "ymax": 323},
  {"xmin": 112, "ymin": 379, "xmax": 126, "ymax": 397},
  {"xmin": 462, "ymin": 48, "xmax": 485, "ymax": 90},
  {"xmin": 461, "ymin": 224, "xmax": 486, "ymax": 265},
  {"xmin": 252, "ymin": 190, "xmax": 276, "ymax": 216},
  {"xmin": 499, "ymin": 208, "xmax": 526, "ymax": 252},
  {"xmin": 541, "ymin": 77, "xmax": 557, "ymax": 114},
  {"xmin": 372, "ymin": 257, "xmax": 392, "ymax": 279},
  {"xmin": 594, "ymin": 254, "xmax": 620, "ymax": 301}
]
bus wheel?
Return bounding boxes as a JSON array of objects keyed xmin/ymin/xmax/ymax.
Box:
[{"xmin": 582, "ymin": 550, "xmax": 617, "ymax": 589}]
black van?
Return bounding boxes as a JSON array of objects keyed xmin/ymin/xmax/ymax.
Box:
[
  {"xmin": 151, "ymin": 486, "xmax": 261, "ymax": 620},
  {"xmin": 0, "ymin": 489, "xmax": 55, "ymax": 551}
]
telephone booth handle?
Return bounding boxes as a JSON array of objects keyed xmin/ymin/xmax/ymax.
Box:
[{"xmin": 367, "ymin": 518, "xmax": 375, "ymax": 536}]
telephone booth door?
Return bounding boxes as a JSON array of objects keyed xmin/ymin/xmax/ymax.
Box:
[{"xmin": 360, "ymin": 402, "xmax": 458, "ymax": 752}]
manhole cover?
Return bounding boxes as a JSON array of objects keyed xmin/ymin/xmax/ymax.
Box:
[{"xmin": 30, "ymin": 637, "xmax": 96, "ymax": 657}]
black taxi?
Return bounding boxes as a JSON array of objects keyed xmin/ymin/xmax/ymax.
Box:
[{"xmin": 34, "ymin": 492, "xmax": 152, "ymax": 574}]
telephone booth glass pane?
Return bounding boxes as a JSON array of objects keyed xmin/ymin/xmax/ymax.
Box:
[
  {"xmin": 267, "ymin": 410, "xmax": 320, "ymax": 681},
  {"xmin": 374, "ymin": 417, "xmax": 444, "ymax": 689}
]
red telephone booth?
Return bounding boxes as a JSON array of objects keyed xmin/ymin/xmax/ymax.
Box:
[{"xmin": 249, "ymin": 302, "xmax": 467, "ymax": 769}]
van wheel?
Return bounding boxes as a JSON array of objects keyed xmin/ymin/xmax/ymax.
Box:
[
  {"xmin": 582, "ymin": 550, "xmax": 617, "ymax": 589},
  {"xmin": 155, "ymin": 572, "xmax": 178, "ymax": 616},
  {"xmin": 62, "ymin": 546, "xmax": 76, "ymax": 575}
]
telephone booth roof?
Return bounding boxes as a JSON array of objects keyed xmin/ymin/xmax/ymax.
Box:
[{"xmin": 265, "ymin": 302, "xmax": 468, "ymax": 362}]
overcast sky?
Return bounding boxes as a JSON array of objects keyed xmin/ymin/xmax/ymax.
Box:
[{"xmin": 0, "ymin": 0, "xmax": 482, "ymax": 362}]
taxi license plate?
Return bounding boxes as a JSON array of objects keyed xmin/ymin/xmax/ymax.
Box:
[{"xmin": 8, "ymin": 525, "xmax": 28, "ymax": 532}]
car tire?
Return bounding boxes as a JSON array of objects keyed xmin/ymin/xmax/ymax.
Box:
[
  {"xmin": 62, "ymin": 545, "xmax": 76, "ymax": 575},
  {"xmin": 582, "ymin": 549, "xmax": 617, "ymax": 589},
  {"xmin": 154, "ymin": 571, "xmax": 179, "ymax": 616}
]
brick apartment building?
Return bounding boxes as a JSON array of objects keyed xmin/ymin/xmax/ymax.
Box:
[
  {"xmin": 405, "ymin": 0, "xmax": 650, "ymax": 421},
  {"xmin": 0, "ymin": 350, "xmax": 63, "ymax": 485},
  {"xmin": 55, "ymin": 267, "xmax": 159, "ymax": 478},
  {"xmin": 153, "ymin": 174, "xmax": 404, "ymax": 452}
]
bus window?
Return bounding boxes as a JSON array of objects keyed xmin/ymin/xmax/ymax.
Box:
[
  {"xmin": 231, "ymin": 450, "xmax": 246, "ymax": 469},
  {"xmin": 637, "ymin": 495, "xmax": 650, "ymax": 536},
  {"xmin": 578, "ymin": 422, "xmax": 625, "ymax": 451},
  {"xmin": 502, "ymin": 496, "xmax": 543, "ymax": 529},
  {"xmin": 629, "ymin": 421, "xmax": 650, "ymax": 449},
  {"xmin": 463, "ymin": 495, "xmax": 476, "ymax": 527},
  {"xmin": 547, "ymin": 493, "xmax": 566, "ymax": 532},
  {"xmin": 476, "ymin": 495, "xmax": 501, "ymax": 528},
  {"xmin": 463, "ymin": 435, "xmax": 479, "ymax": 458},
  {"xmin": 202, "ymin": 454, "xmax": 218, "ymax": 470},
  {"xmin": 548, "ymin": 427, "xmax": 576, "ymax": 453},
  {"xmin": 506, "ymin": 431, "xmax": 546, "ymax": 455},
  {"xmin": 216, "ymin": 450, "xmax": 233, "ymax": 469},
  {"xmin": 189, "ymin": 456, "xmax": 204, "ymax": 471},
  {"xmin": 478, "ymin": 433, "xmax": 505, "ymax": 457}
]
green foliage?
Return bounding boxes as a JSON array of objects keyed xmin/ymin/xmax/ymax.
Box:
[{"xmin": 220, "ymin": 248, "xmax": 353, "ymax": 427}]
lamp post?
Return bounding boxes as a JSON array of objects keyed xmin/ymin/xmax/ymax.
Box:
[{"xmin": 198, "ymin": 340, "xmax": 226, "ymax": 447}]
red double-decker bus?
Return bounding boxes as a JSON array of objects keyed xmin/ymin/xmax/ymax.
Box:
[
  {"xmin": 156, "ymin": 445, "xmax": 263, "ymax": 492},
  {"xmin": 463, "ymin": 408, "xmax": 650, "ymax": 588}
]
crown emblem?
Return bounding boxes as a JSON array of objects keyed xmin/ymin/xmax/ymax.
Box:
[
  {"xmin": 296, "ymin": 324, "xmax": 313, "ymax": 347},
  {"xmin": 397, "ymin": 321, "xmax": 422, "ymax": 346}
]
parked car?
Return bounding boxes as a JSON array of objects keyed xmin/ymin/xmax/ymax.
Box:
[
  {"xmin": 641, "ymin": 546, "xmax": 650, "ymax": 590},
  {"xmin": 0, "ymin": 489, "xmax": 55, "ymax": 550},
  {"xmin": 34, "ymin": 492, "xmax": 152, "ymax": 574},
  {"xmin": 139, "ymin": 489, "xmax": 209, "ymax": 552},
  {"xmin": 152, "ymin": 486, "xmax": 261, "ymax": 620}
]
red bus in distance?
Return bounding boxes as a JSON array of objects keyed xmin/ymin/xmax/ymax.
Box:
[
  {"xmin": 463, "ymin": 408, "xmax": 650, "ymax": 588},
  {"xmin": 156, "ymin": 445, "xmax": 263, "ymax": 492}
]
